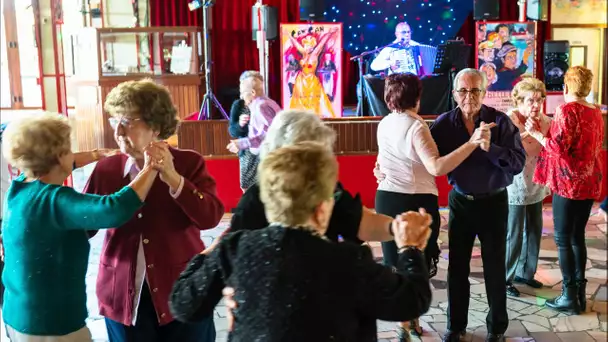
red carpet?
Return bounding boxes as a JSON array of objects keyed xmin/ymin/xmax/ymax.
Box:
[{"xmin": 207, "ymin": 151, "xmax": 608, "ymax": 212}]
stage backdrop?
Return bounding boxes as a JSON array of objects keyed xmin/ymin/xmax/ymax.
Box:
[
  {"xmin": 280, "ymin": 23, "xmax": 343, "ymax": 118},
  {"xmin": 476, "ymin": 21, "xmax": 537, "ymax": 113}
]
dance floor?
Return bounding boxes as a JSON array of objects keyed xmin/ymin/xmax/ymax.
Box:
[{"xmin": 74, "ymin": 207, "xmax": 605, "ymax": 342}]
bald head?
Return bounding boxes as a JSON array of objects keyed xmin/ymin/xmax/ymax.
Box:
[{"xmin": 395, "ymin": 22, "xmax": 412, "ymax": 44}]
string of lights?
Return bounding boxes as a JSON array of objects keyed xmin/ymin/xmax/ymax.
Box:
[{"xmin": 321, "ymin": 0, "xmax": 472, "ymax": 53}]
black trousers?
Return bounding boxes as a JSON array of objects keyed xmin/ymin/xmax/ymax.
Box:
[
  {"xmin": 105, "ymin": 282, "xmax": 216, "ymax": 342},
  {"xmin": 375, "ymin": 190, "xmax": 441, "ymax": 272},
  {"xmin": 447, "ymin": 189, "xmax": 508, "ymax": 335},
  {"xmin": 552, "ymin": 194, "xmax": 594, "ymax": 285}
]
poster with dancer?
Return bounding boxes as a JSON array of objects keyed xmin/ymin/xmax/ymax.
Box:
[
  {"xmin": 476, "ymin": 21, "xmax": 537, "ymax": 113},
  {"xmin": 280, "ymin": 23, "xmax": 343, "ymax": 118}
]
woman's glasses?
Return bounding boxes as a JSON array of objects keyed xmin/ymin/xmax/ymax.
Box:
[{"xmin": 108, "ymin": 117, "xmax": 141, "ymax": 130}]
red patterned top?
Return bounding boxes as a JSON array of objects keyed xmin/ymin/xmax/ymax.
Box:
[{"xmin": 534, "ymin": 102, "xmax": 604, "ymax": 200}]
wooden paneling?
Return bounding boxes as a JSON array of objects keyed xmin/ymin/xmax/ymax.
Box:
[{"xmin": 177, "ymin": 116, "xmax": 438, "ymax": 158}]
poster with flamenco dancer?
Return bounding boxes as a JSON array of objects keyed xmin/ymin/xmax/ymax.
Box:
[{"xmin": 280, "ymin": 23, "xmax": 343, "ymax": 118}]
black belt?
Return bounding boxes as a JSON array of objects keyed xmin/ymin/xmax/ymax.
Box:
[{"xmin": 453, "ymin": 187, "xmax": 506, "ymax": 201}]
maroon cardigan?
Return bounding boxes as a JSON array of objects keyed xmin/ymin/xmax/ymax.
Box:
[{"xmin": 84, "ymin": 148, "xmax": 224, "ymax": 326}]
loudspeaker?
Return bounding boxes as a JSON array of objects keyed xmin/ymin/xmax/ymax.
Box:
[
  {"xmin": 474, "ymin": 0, "xmax": 499, "ymax": 20},
  {"xmin": 527, "ymin": 0, "xmax": 548, "ymax": 21},
  {"xmin": 544, "ymin": 41, "xmax": 570, "ymax": 91},
  {"xmin": 299, "ymin": 0, "xmax": 325, "ymax": 21},
  {"xmin": 252, "ymin": 6, "xmax": 278, "ymax": 41}
]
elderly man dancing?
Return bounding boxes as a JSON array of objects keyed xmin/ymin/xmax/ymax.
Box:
[{"xmin": 434, "ymin": 69, "xmax": 525, "ymax": 342}]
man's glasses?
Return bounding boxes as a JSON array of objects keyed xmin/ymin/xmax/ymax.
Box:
[
  {"xmin": 455, "ymin": 88, "xmax": 484, "ymax": 97},
  {"xmin": 108, "ymin": 116, "xmax": 141, "ymax": 130},
  {"xmin": 398, "ymin": 31, "xmax": 411, "ymax": 34}
]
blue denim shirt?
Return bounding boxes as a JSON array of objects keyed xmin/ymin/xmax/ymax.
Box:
[{"xmin": 430, "ymin": 105, "xmax": 525, "ymax": 194}]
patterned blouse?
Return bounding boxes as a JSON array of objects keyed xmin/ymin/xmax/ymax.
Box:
[
  {"xmin": 534, "ymin": 102, "xmax": 605, "ymax": 200},
  {"xmin": 506, "ymin": 110, "xmax": 551, "ymax": 205}
]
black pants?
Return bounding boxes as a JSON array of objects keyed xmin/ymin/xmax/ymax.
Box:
[
  {"xmin": 375, "ymin": 190, "xmax": 441, "ymax": 273},
  {"xmin": 105, "ymin": 282, "xmax": 216, "ymax": 342},
  {"xmin": 447, "ymin": 189, "xmax": 508, "ymax": 335},
  {"xmin": 552, "ymin": 194, "xmax": 594, "ymax": 285}
]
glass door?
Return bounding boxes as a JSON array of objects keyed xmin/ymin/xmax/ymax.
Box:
[{"xmin": 1, "ymin": 0, "xmax": 42, "ymax": 109}]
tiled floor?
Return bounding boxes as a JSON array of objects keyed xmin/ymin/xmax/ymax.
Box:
[{"xmin": 79, "ymin": 206, "xmax": 607, "ymax": 342}]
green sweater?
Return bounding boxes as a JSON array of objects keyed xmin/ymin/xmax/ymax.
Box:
[{"xmin": 1, "ymin": 174, "xmax": 143, "ymax": 336}]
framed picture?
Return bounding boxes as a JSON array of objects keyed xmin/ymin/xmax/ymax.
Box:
[
  {"xmin": 551, "ymin": 0, "xmax": 607, "ymax": 25},
  {"xmin": 280, "ymin": 23, "xmax": 343, "ymax": 118},
  {"xmin": 476, "ymin": 21, "xmax": 537, "ymax": 113}
]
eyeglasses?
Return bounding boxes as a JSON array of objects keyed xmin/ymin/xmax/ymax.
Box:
[
  {"xmin": 455, "ymin": 88, "xmax": 484, "ymax": 97},
  {"xmin": 108, "ymin": 116, "xmax": 142, "ymax": 130},
  {"xmin": 398, "ymin": 31, "xmax": 411, "ymax": 34}
]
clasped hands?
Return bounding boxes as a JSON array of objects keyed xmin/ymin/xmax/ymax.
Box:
[
  {"xmin": 469, "ymin": 121, "xmax": 497, "ymax": 152},
  {"xmin": 143, "ymin": 141, "xmax": 181, "ymax": 189},
  {"xmin": 392, "ymin": 208, "xmax": 433, "ymax": 250}
]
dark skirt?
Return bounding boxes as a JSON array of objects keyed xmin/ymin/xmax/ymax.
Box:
[
  {"xmin": 239, "ymin": 149, "xmax": 260, "ymax": 190},
  {"xmin": 375, "ymin": 190, "xmax": 441, "ymax": 278}
]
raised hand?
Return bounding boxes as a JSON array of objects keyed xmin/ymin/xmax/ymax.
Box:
[
  {"xmin": 226, "ymin": 140, "xmax": 240, "ymax": 154},
  {"xmin": 238, "ymin": 114, "xmax": 250, "ymax": 128},
  {"xmin": 391, "ymin": 208, "xmax": 433, "ymax": 250}
]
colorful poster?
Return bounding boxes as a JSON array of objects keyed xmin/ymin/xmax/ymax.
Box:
[
  {"xmin": 476, "ymin": 22, "xmax": 537, "ymax": 112},
  {"xmin": 280, "ymin": 23, "xmax": 343, "ymax": 118},
  {"xmin": 551, "ymin": 0, "xmax": 607, "ymax": 25}
]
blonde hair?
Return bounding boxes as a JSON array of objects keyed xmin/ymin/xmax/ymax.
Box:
[
  {"xmin": 104, "ymin": 79, "xmax": 179, "ymax": 139},
  {"xmin": 2, "ymin": 113, "xmax": 72, "ymax": 178},
  {"xmin": 239, "ymin": 70, "xmax": 263, "ymax": 82},
  {"xmin": 511, "ymin": 77, "xmax": 546, "ymax": 105},
  {"xmin": 564, "ymin": 65, "xmax": 593, "ymax": 98},
  {"xmin": 260, "ymin": 110, "xmax": 336, "ymax": 159},
  {"xmin": 259, "ymin": 142, "xmax": 338, "ymax": 227}
]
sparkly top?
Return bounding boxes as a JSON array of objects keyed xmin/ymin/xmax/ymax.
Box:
[
  {"xmin": 169, "ymin": 226, "xmax": 432, "ymax": 341},
  {"xmin": 1, "ymin": 174, "xmax": 142, "ymax": 335}
]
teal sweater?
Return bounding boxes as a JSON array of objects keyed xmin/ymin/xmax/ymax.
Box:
[{"xmin": 1, "ymin": 174, "xmax": 143, "ymax": 335}]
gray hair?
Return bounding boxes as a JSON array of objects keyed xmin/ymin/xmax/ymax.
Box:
[
  {"xmin": 260, "ymin": 110, "xmax": 336, "ymax": 159},
  {"xmin": 453, "ymin": 68, "xmax": 488, "ymax": 91},
  {"xmin": 239, "ymin": 70, "xmax": 263, "ymax": 82}
]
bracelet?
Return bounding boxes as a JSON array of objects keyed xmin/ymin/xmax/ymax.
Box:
[{"xmin": 398, "ymin": 245, "xmax": 420, "ymax": 253}]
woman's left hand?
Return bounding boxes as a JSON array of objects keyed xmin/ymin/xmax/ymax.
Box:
[{"xmin": 525, "ymin": 117, "xmax": 540, "ymax": 134}]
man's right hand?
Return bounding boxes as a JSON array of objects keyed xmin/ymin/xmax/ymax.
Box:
[
  {"xmin": 238, "ymin": 114, "xmax": 250, "ymax": 128},
  {"xmin": 373, "ymin": 161, "xmax": 386, "ymax": 184}
]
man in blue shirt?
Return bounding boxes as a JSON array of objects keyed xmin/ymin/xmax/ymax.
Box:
[{"xmin": 433, "ymin": 69, "xmax": 525, "ymax": 342}]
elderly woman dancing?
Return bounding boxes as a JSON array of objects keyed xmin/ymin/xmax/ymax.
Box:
[
  {"xmin": 526, "ymin": 66, "xmax": 604, "ymax": 314},
  {"xmin": 1, "ymin": 113, "xmax": 158, "ymax": 342},
  {"xmin": 504, "ymin": 78, "xmax": 551, "ymax": 297},
  {"xmin": 84, "ymin": 79, "xmax": 224, "ymax": 342},
  {"xmin": 170, "ymin": 142, "xmax": 433, "ymax": 340}
]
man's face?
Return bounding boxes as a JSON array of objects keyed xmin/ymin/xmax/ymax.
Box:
[
  {"xmin": 453, "ymin": 73, "xmax": 486, "ymax": 116},
  {"xmin": 478, "ymin": 25, "xmax": 487, "ymax": 41},
  {"xmin": 503, "ymin": 51, "xmax": 517, "ymax": 69},
  {"xmin": 395, "ymin": 24, "xmax": 411, "ymax": 44},
  {"xmin": 240, "ymin": 79, "xmax": 258, "ymax": 105},
  {"xmin": 498, "ymin": 27, "xmax": 509, "ymax": 42},
  {"xmin": 481, "ymin": 65, "xmax": 496, "ymax": 82}
]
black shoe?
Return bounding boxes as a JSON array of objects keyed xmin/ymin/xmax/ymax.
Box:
[
  {"xmin": 506, "ymin": 283, "xmax": 520, "ymax": 297},
  {"xmin": 577, "ymin": 279, "xmax": 588, "ymax": 312},
  {"xmin": 397, "ymin": 326, "xmax": 411, "ymax": 342},
  {"xmin": 514, "ymin": 276, "xmax": 544, "ymax": 288},
  {"xmin": 486, "ymin": 333, "xmax": 505, "ymax": 342},
  {"xmin": 545, "ymin": 284, "xmax": 581, "ymax": 314},
  {"xmin": 442, "ymin": 330, "xmax": 464, "ymax": 342}
]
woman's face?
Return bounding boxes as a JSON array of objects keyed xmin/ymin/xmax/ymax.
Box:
[
  {"xmin": 504, "ymin": 51, "xmax": 517, "ymax": 69},
  {"xmin": 482, "ymin": 66, "xmax": 496, "ymax": 82},
  {"xmin": 111, "ymin": 114, "xmax": 158, "ymax": 160},
  {"xmin": 517, "ymin": 91, "xmax": 544, "ymax": 118}
]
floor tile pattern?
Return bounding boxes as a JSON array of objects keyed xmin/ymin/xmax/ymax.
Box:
[{"xmin": 77, "ymin": 206, "xmax": 607, "ymax": 342}]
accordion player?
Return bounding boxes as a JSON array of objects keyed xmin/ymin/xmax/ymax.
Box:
[{"xmin": 370, "ymin": 42, "xmax": 438, "ymax": 77}]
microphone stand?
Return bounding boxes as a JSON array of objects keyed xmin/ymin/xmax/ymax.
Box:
[{"xmin": 350, "ymin": 40, "xmax": 405, "ymax": 116}]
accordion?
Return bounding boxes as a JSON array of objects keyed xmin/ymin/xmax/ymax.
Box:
[{"xmin": 390, "ymin": 44, "xmax": 438, "ymax": 76}]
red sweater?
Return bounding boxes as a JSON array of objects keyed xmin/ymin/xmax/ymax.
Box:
[{"xmin": 84, "ymin": 148, "xmax": 224, "ymax": 326}]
